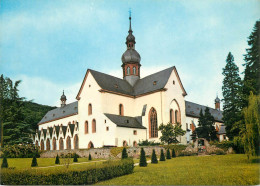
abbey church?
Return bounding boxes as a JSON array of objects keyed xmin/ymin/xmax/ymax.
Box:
[{"xmin": 34, "ymin": 15, "xmax": 226, "ymax": 151}]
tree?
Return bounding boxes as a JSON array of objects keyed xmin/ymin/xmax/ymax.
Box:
[
  {"xmin": 222, "ymin": 52, "xmax": 243, "ymax": 140},
  {"xmin": 159, "ymin": 122, "xmax": 185, "ymax": 144},
  {"xmin": 1, "ymin": 157, "xmax": 8, "ymax": 168},
  {"xmin": 242, "ymin": 21, "xmax": 260, "ymax": 107},
  {"xmin": 121, "ymin": 147, "xmax": 128, "ymax": 159},
  {"xmin": 172, "ymin": 149, "xmax": 176, "ymax": 158},
  {"xmin": 88, "ymin": 154, "xmax": 92, "ymax": 161},
  {"xmin": 166, "ymin": 149, "xmax": 171, "ymax": 159},
  {"xmin": 242, "ymin": 92, "xmax": 260, "ymax": 160},
  {"xmin": 55, "ymin": 154, "xmax": 60, "ymax": 164},
  {"xmin": 151, "ymin": 149, "xmax": 158, "ymax": 164},
  {"xmin": 160, "ymin": 149, "xmax": 165, "ymax": 161},
  {"xmin": 139, "ymin": 148, "xmax": 147, "ymax": 167},
  {"xmin": 73, "ymin": 153, "xmax": 78, "ymax": 162},
  {"xmin": 31, "ymin": 156, "xmax": 38, "ymax": 167},
  {"xmin": 195, "ymin": 108, "xmax": 218, "ymax": 141}
]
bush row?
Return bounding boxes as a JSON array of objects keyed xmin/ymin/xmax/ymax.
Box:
[
  {"xmin": 1, "ymin": 159, "xmax": 134, "ymax": 185},
  {"xmin": 1, "ymin": 144, "xmax": 40, "ymax": 158}
]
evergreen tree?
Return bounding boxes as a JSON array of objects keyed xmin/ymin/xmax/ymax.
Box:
[
  {"xmin": 172, "ymin": 149, "xmax": 176, "ymax": 158},
  {"xmin": 88, "ymin": 154, "xmax": 92, "ymax": 161},
  {"xmin": 73, "ymin": 153, "xmax": 78, "ymax": 162},
  {"xmin": 139, "ymin": 148, "xmax": 147, "ymax": 167},
  {"xmin": 160, "ymin": 149, "xmax": 165, "ymax": 161},
  {"xmin": 222, "ymin": 52, "xmax": 242, "ymax": 140},
  {"xmin": 1, "ymin": 157, "xmax": 8, "ymax": 168},
  {"xmin": 195, "ymin": 108, "xmax": 218, "ymax": 141},
  {"xmin": 151, "ymin": 149, "xmax": 158, "ymax": 164},
  {"xmin": 159, "ymin": 122, "xmax": 185, "ymax": 144},
  {"xmin": 242, "ymin": 21, "xmax": 260, "ymax": 107},
  {"xmin": 55, "ymin": 154, "xmax": 60, "ymax": 164},
  {"xmin": 166, "ymin": 149, "xmax": 171, "ymax": 159},
  {"xmin": 121, "ymin": 147, "xmax": 128, "ymax": 159},
  {"xmin": 31, "ymin": 156, "xmax": 38, "ymax": 167}
]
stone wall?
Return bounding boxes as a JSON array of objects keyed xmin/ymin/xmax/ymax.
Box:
[{"xmin": 40, "ymin": 146, "xmax": 165, "ymax": 159}]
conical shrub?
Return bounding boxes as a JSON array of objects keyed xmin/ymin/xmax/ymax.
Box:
[
  {"xmin": 172, "ymin": 149, "xmax": 176, "ymax": 158},
  {"xmin": 121, "ymin": 147, "xmax": 128, "ymax": 159},
  {"xmin": 139, "ymin": 148, "xmax": 147, "ymax": 167},
  {"xmin": 160, "ymin": 149, "xmax": 165, "ymax": 161},
  {"xmin": 88, "ymin": 154, "xmax": 92, "ymax": 161},
  {"xmin": 31, "ymin": 156, "xmax": 38, "ymax": 167},
  {"xmin": 73, "ymin": 153, "xmax": 78, "ymax": 162},
  {"xmin": 151, "ymin": 149, "xmax": 158, "ymax": 164},
  {"xmin": 1, "ymin": 157, "xmax": 8, "ymax": 168},
  {"xmin": 55, "ymin": 154, "xmax": 60, "ymax": 164},
  {"xmin": 166, "ymin": 149, "xmax": 171, "ymax": 159}
]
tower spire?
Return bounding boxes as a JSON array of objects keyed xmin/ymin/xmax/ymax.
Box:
[{"xmin": 129, "ymin": 9, "xmax": 132, "ymax": 32}]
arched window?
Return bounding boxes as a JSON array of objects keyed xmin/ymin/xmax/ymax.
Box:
[
  {"xmin": 52, "ymin": 137, "xmax": 56, "ymax": 150},
  {"xmin": 66, "ymin": 136, "xmax": 71, "ymax": 150},
  {"xmin": 149, "ymin": 107, "xmax": 158, "ymax": 138},
  {"xmin": 88, "ymin": 103, "xmax": 92, "ymax": 115},
  {"xmin": 35, "ymin": 140, "xmax": 39, "ymax": 148},
  {"xmin": 46, "ymin": 138, "xmax": 50, "ymax": 150},
  {"xmin": 74, "ymin": 134, "xmax": 79, "ymax": 149},
  {"xmin": 119, "ymin": 104, "xmax": 124, "ymax": 116},
  {"xmin": 92, "ymin": 119, "xmax": 96, "ymax": 133},
  {"xmin": 133, "ymin": 141, "xmax": 137, "ymax": 147},
  {"xmin": 123, "ymin": 140, "xmax": 128, "ymax": 147},
  {"xmin": 133, "ymin": 67, "xmax": 136, "ymax": 75},
  {"xmin": 170, "ymin": 109, "xmax": 174, "ymax": 123},
  {"xmin": 127, "ymin": 67, "xmax": 130, "ymax": 75},
  {"xmin": 175, "ymin": 110, "xmax": 178, "ymax": 124},
  {"xmin": 59, "ymin": 138, "xmax": 64, "ymax": 150},
  {"xmin": 85, "ymin": 121, "xmax": 88, "ymax": 134},
  {"xmin": 40, "ymin": 140, "xmax": 44, "ymax": 150},
  {"xmin": 88, "ymin": 141, "xmax": 94, "ymax": 148}
]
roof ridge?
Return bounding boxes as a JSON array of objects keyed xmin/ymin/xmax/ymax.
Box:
[
  {"xmin": 139, "ymin": 66, "xmax": 174, "ymax": 81},
  {"xmin": 89, "ymin": 69, "xmax": 124, "ymax": 82}
]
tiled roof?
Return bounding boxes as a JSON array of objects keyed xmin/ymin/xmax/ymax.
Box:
[
  {"xmin": 104, "ymin": 113, "xmax": 146, "ymax": 129},
  {"xmin": 185, "ymin": 101, "xmax": 223, "ymax": 122},
  {"xmin": 62, "ymin": 126, "xmax": 67, "ymax": 137},
  {"xmin": 68, "ymin": 124, "xmax": 75, "ymax": 136},
  {"xmin": 55, "ymin": 126, "xmax": 60, "ymax": 138},
  {"xmin": 49, "ymin": 127, "xmax": 53, "ymax": 138}
]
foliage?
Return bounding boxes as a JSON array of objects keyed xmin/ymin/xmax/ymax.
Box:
[
  {"xmin": 195, "ymin": 108, "xmax": 218, "ymax": 141},
  {"xmin": 166, "ymin": 149, "xmax": 171, "ymax": 159},
  {"xmin": 172, "ymin": 149, "xmax": 176, "ymax": 158},
  {"xmin": 159, "ymin": 149, "xmax": 165, "ymax": 161},
  {"xmin": 1, "ymin": 157, "xmax": 8, "ymax": 168},
  {"xmin": 139, "ymin": 148, "xmax": 147, "ymax": 167},
  {"xmin": 55, "ymin": 154, "xmax": 60, "ymax": 164},
  {"xmin": 121, "ymin": 147, "xmax": 128, "ymax": 159},
  {"xmin": 178, "ymin": 151, "xmax": 198, "ymax": 157},
  {"xmin": 1, "ymin": 159, "xmax": 134, "ymax": 185},
  {"xmin": 162, "ymin": 144, "xmax": 187, "ymax": 155},
  {"xmin": 110, "ymin": 147, "xmax": 126, "ymax": 157},
  {"xmin": 73, "ymin": 153, "xmax": 78, "ymax": 162},
  {"xmin": 222, "ymin": 52, "xmax": 243, "ymax": 140},
  {"xmin": 64, "ymin": 152, "xmax": 80, "ymax": 158},
  {"xmin": 138, "ymin": 140, "xmax": 161, "ymax": 146},
  {"xmin": 159, "ymin": 122, "xmax": 186, "ymax": 144},
  {"xmin": 242, "ymin": 92, "xmax": 260, "ymax": 159},
  {"xmin": 209, "ymin": 140, "xmax": 234, "ymax": 151},
  {"xmin": 31, "ymin": 156, "xmax": 38, "ymax": 167},
  {"xmin": 151, "ymin": 149, "xmax": 158, "ymax": 164},
  {"xmin": 88, "ymin": 154, "xmax": 92, "ymax": 161},
  {"xmin": 2, "ymin": 144, "xmax": 40, "ymax": 158}
]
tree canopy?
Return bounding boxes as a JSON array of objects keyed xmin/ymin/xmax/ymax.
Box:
[{"xmin": 159, "ymin": 122, "xmax": 185, "ymax": 144}]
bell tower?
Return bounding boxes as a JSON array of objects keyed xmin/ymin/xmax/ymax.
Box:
[
  {"xmin": 121, "ymin": 11, "xmax": 141, "ymax": 86},
  {"xmin": 60, "ymin": 90, "xmax": 67, "ymax": 108}
]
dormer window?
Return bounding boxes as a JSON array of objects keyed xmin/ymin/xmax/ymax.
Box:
[
  {"xmin": 153, "ymin": 81, "xmax": 157, "ymax": 85},
  {"xmin": 53, "ymin": 114, "xmax": 55, "ymax": 117},
  {"xmin": 114, "ymin": 84, "xmax": 118, "ymax": 88},
  {"xmin": 63, "ymin": 110, "xmax": 65, "ymax": 113}
]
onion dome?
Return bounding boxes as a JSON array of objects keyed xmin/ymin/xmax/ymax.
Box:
[
  {"xmin": 60, "ymin": 90, "xmax": 67, "ymax": 101},
  {"xmin": 122, "ymin": 49, "xmax": 141, "ymax": 63}
]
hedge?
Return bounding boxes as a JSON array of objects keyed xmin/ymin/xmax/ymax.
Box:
[{"xmin": 1, "ymin": 159, "xmax": 134, "ymax": 185}]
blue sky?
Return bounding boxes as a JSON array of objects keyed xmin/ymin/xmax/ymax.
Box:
[{"xmin": 0, "ymin": 0, "xmax": 259, "ymax": 107}]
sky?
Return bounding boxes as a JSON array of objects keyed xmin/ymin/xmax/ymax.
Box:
[{"xmin": 0, "ymin": 0, "xmax": 259, "ymax": 108}]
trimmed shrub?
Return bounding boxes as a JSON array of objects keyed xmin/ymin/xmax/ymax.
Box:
[
  {"xmin": 139, "ymin": 148, "xmax": 147, "ymax": 167},
  {"xmin": 2, "ymin": 144, "xmax": 40, "ymax": 158},
  {"xmin": 166, "ymin": 149, "xmax": 171, "ymax": 159},
  {"xmin": 55, "ymin": 154, "xmax": 60, "ymax": 164},
  {"xmin": 172, "ymin": 149, "xmax": 176, "ymax": 158},
  {"xmin": 121, "ymin": 147, "xmax": 128, "ymax": 159},
  {"xmin": 178, "ymin": 151, "xmax": 198, "ymax": 156},
  {"xmin": 151, "ymin": 149, "xmax": 158, "ymax": 164},
  {"xmin": 31, "ymin": 156, "xmax": 38, "ymax": 167},
  {"xmin": 160, "ymin": 149, "xmax": 165, "ymax": 161},
  {"xmin": 1, "ymin": 159, "xmax": 134, "ymax": 185},
  {"xmin": 88, "ymin": 154, "xmax": 92, "ymax": 160},
  {"xmin": 73, "ymin": 153, "xmax": 78, "ymax": 162},
  {"xmin": 1, "ymin": 157, "xmax": 8, "ymax": 168},
  {"xmin": 138, "ymin": 140, "xmax": 161, "ymax": 146}
]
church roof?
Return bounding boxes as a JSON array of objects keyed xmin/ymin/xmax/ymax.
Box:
[
  {"xmin": 185, "ymin": 101, "xmax": 223, "ymax": 122},
  {"xmin": 68, "ymin": 124, "xmax": 75, "ymax": 136},
  {"xmin": 104, "ymin": 113, "xmax": 146, "ymax": 129},
  {"xmin": 39, "ymin": 101, "xmax": 78, "ymax": 124}
]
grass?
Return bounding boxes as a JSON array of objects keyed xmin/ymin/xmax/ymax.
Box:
[{"xmin": 98, "ymin": 154, "xmax": 260, "ymax": 185}]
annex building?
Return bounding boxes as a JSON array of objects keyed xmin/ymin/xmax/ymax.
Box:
[{"xmin": 34, "ymin": 15, "xmax": 226, "ymax": 151}]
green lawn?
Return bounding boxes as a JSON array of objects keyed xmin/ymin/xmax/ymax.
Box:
[{"xmin": 98, "ymin": 154, "xmax": 260, "ymax": 185}]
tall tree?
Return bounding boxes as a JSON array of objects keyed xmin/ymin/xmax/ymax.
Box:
[
  {"xmin": 222, "ymin": 52, "xmax": 242, "ymax": 140},
  {"xmin": 242, "ymin": 20, "xmax": 260, "ymax": 107},
  {"xmin": 195, "ymin": 108, "xmax": 218, "ymax": 141}
]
